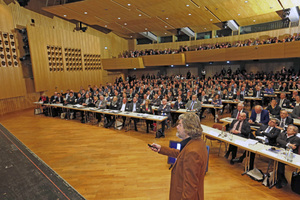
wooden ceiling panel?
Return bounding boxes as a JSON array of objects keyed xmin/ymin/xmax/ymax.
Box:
[
  {"xmin": 280, "ymin": 0, "xmax": 300, "ymax": 9},
  {"xmin": 42, "ymin": 0, "xmax": 298, "ymax": 37}
]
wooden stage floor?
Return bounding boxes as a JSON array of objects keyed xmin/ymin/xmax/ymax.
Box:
[{"xmin": 0, "ymin": 109, "xmax": 299, "ymax": 200}]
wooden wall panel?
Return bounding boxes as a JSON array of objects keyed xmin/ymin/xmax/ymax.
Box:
[
  {"xmin": 185, "ymin": 49, "xmax": 226, "ymax": 63},
  {"xmin": 142, "ymin": 53, "xmax": 185, "ymax": 66},
  {"xmin": 0, "ymin": 3, "xmax": 26, "ymax": 99},
  {"xmin": 102, "ymin": 57, "xmax": 144, "ymax": 70},
  {"xmin": 284, "ymin": 41, "xmax": 300, "ymax": 58}
]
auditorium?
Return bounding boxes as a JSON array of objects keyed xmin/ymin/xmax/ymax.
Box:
[{"xmin": 1, "ymin": 0, "xmax": 300, "ymax": 199}]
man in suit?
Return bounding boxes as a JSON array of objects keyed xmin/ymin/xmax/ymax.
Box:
[
  {"xmin": 224, "ymin": 113, "xmax": 251, "ymax": 164},
  {"xmin": 276, "ymin": 110, "xmax": 294, "ymax": 131},
  {"xmin": 66, "ymin": 92, "xmax": 76, "ymax": 105},
  {"xmin": 95, "ymin": 95, "xmax": 107, "ymax": 123},
  {"xmin": 251, "ymin": 86, "xmax": 264, "ymax": 109},
  {"xmin": 151, "ymin": 94, "xmax": 161, "ymax": 106},
  {"xmin": 126, "ymin": 97, "xmax": 141, "ymax": 131},
  {"xmin": 291, "ymin": 105, "xmax": 300, "ymax": 119},
  {"xmin": 198, "ymin": 91, "xmax": 209, "ymax": 118},
  {"xmin": 105, "ymin": 96, "xmax": 120, "ymax": 128},
  {"xmin": 256, "ymin": 118, "xmax": 281, "ymax": 146},
  {"xmin": 231, "ymin": 103, "xmax": 249, "ymax": 119},
  {"xmin": 276, "ymin": 125, "xmax": 300, "ymax": 188},
  {"xmin": 277, "ymin": 93, "xmax": 291, "ymax": 108},
  {"xmin": 185, "ymin": 95, "xmax": 202, "ymax": 114},
  {"xmin": 157, "ymin": 99, "xmax": 171, "ymax": 138},
  {"xmin": 149, "ymin": 113, "xmax": 207, "ymax": 200},
  {"xmin": 249, "ymin": 105, "xmax": 270, "ymax": 125}
]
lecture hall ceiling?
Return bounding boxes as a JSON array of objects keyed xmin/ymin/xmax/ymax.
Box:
[{"xmin": 42, "ymin": 0, "xmax": 300, "ymax": 38}]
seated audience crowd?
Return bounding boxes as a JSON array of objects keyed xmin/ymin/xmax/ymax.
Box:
[
  {"xmin": 39, "ymin": 66, "xmax": 300, "ymax": 188},
  {"xmin": 121, "ymin": 34, "xmax": 300, "ymax": 58}
]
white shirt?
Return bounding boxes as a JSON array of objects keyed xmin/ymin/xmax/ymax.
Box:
[
  {"xmin": 121, "ymin": 103, "xmax": 126, "ymax": 112},
  {"xmin": 255, "ymin": 113, "xmax": 261, "ymax": 123}
]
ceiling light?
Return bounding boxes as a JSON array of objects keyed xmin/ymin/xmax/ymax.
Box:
[
  {"xmin": 130, "ymin": 36, "xmax": 132, "ymax": 38},
  {"xmin": 165, "ymin": 33, "xmax": 167, "ymax": 34},
  {"xmin": 186, "ymin": 64, "xmax": 189, "ymax": 67},
  {"xmin": 128, "ymin": 4, "xmax": 131, "ymax": 6},
  {"xmin": 227, "ymin": 61, "xmax": 230, "ymax": 64},
  {"xmin": 84, "ymin": 12, "xmax": 87, "ymax": 14},
  {"xmin": 171, "ymin": 65, "xmax": 174, "ymax": 67},
  {"xmin": 188, "ymin": 13, "xmax": 191, "ymax": 16},
  {"xmin": 245, "ymin": 1, "xmax": 248, "ymax": 3},
  {"xmin": 186, "ymin": 4, "xmax": 189, "ymax": 7},
  {"xmin": 63, "ymin": 15, "xmax": 67, "ymax": 17},
  {"xmin": 210, "ymin": 19, "xmax": 213, "ymax": 21},
  {"xmin": 145, "ymin": 28, "xmax": 148, "ymax": 30},
  {"xmin": 118, "ymin": 17, "xmax": 121, "ymax": 19},
  {"xmin": 204, "ymin": 28, "xmax": 206, "ymax": 29},
  {"xmin": 104, "ymin": 47, "xmax": 108, "ymax": 49},
  {"xmin": 165, "ymin": 26, "xmax": 167, "ymax": 28},
  {"xmin": 138, "ymin": 14, "xmax": 142, "ymax": 16},
  {"xmin": 124, "ymin": 23, "xmax": 127, "ymax": 25},
  {"xmin": 166, "ymin": 17, "xmax": 169, "ymax": 19},
  {"xmin": 238, "ymin": 13, "xmax": 240, "ymax": 16},
  {"xmin": 253, "ymin": 19, "xmax": 256, "ymax": 22},
  {"xmin": 105, "ymin": 25, "xmax": 107, "ymax": 27}
]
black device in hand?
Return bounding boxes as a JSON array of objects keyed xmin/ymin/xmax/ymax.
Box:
[{"xmin": 148, "ymin": 144, "xmax": 158, "ymax": 150}]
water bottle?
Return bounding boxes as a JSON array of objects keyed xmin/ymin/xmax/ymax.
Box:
[
  {"xmin": 287, "ymin": 148, "xmax": 293, "ymax": 162},
  {"xmin": 229, "ymin": 132, "xmax": 233, "ymax": 141}
]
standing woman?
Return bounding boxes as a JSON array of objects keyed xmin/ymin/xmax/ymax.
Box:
[
  {"xmin": 141, "ymin": 99, "xmax": 153, "ymax": 133},
  {"xmin": 210, "ymin": 94, "xmax": 222, "ymax": 120}
]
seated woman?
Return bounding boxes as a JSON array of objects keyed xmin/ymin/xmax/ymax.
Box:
[
  {"xmin": 266, "ymin": 99, "xmax": 281, "ymax": 118},
  {"xmin": 210, "ymin": 94, "xmax": 222, "ymax": 120}
]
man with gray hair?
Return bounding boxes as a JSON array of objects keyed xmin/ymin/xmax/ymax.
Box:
[
  {"xmin": 276, "ymin": 125, "xmax": 300, "ymax": 188},
  {"xmin": 231, "ymin": 103, "xmax": 249, "ymax": 119},
  {"xmin": 149, "ymin": 113, "xmax": 207, "ymax": 200},
  {"xmin": 249, "ymin": 105, "xmax": 270, "ymax": 125}
]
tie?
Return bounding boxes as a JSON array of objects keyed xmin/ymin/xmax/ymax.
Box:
[
  {"xmin": 237, "ymin": 111, "xmax": 240, "ymax": 119},
  {"xmin": 257, "ymin": 91, "xmax": 260, "ymax": 97},
  {"xmin": 265, "ymin": 126, "xmax": 271, "ymax": 133},
  {"xmin": 191, "ymin": 101, "xmax": 195, "ymax": 110},
  {"xmin": 280, "ymin": 119, "xmax": 284, "ymax": 127},
  {"xmin": 236, "ymin": 121, "xmax": 241, "ymax": 131}
]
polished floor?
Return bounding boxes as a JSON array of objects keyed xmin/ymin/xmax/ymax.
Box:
[{"xmin": 0, "ymin": 109, "xmax": 299, "ymax": 200}]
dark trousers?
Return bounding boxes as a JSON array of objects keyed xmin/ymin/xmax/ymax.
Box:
[
  {"xmin": 146, "ymin": 120, "xmax": 153, "ymax": 133},
  {"xmin": 277, "ymin": 162, "xmax": 287, "ymax": 182}
]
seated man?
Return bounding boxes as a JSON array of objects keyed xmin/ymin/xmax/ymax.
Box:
[
  {"xmin": 276, "ymin": 125, "xmax": 300, "ymax": 188},
  {"xmin": 291, "ymin": 105, "xmax": 300, "ymax": 119},
  {"xmin": 256, "ymin": 118, "xmax": 281, "ymax": 146},
  {"xmin": 198, "ymin": 91, "xmax": 209, "ymax": 118},
  {"xmin": 231, "ymin": 103, "xmax": 249, "ymax": 119},
  {"xmin": 185, "ymin": 95, "xmax": 202, "ymax": 113},
  {"xmin": 105, "ymin": 96, "xmax": 120, "ymax": 128},
  {"xmin": 172, "ymin": 96, "xmax": 185, "ymax": 125},
  {"xmin": 127, "ymin": 97, "xmax": 141, "ymax": 131},
  {"xmin": 266, "ymin": 99, "xmax": 281, "ymax": 118},
  {"xmin": 276, "ymin": 110, "xmax": 294, "ymax": 131},
  {"xmin": 224, "ymin": 112, "xmax": 251, "ymax": 165},
  {"xmin": 249, "ymin": 105, "xmax": 270, "ymax": 125},
  {"xmin": 157, "ymin": 99, "xmax": 171, "ymax": 138},
  {"xmin": 95, "ymin": 95, "xmax": 107, "ymax": 123},
  {"xmin": 277, "ymin": 93, "xmax": 291, "ymax": 109}
]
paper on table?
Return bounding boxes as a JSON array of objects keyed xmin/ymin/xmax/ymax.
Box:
[
  {"xmin": 260, "ymin": 149, "xmax": 278, "ymax": 157},
  {"xmin": 208, "ymin": 130, "xmax": 220, "ymax": 137}
]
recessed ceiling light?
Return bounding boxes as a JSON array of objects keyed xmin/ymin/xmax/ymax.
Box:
[
  {"xmin": 186, "ymin": 64, "xmax": 189, "ymax": 67},
  {"xmin": 63, "ymin": 15, "xmax": 67, "ymax": 17},
  {"xmin": 104, "ymin": 47, "xmax": 108, "ymax": 49},
  {"xmin": 128, "ymin": 4, "xmax": 131, "ymax": 6},
  {"xmin": 118, "ymin": 17, "xmax": 121, "ymax": 19},
  {"xmin": 245, "ymin": 1, "xmax": 248, "ymax": 3},
  {"xmin": 186, "ymin": 4, "xmax": 189, "ymax": 7},
  {"xmin": 104, "ymin": 25, "xmax": 107, "ymax": 27},
  {"xmin": 210, "ymin": 19, "xmax": 213, "ymax": 21},
  {"xmin": 171, "ymin": 65, "xmax": 174, "ymax": 67},
  {"xmin": 165, "ymin": 26, "xmax": 167, "ymax": 28},
  {"xmin": 238, "ymin": 14, "xmax": 241, "ymax": 16},
  {"xmin": 84, "ymin": 12, "xmax": 88, "ymax": 14},
  {"xmin": 130, "ymin": 36, "xmax": 132, "ymax": 38},
  {"xmin": 138, "ymin": 14, "xmax": 142, "ymax": 16},
  {"xmin": 165, "ymin": 33, "xmax": 167, "ymax": 34},
  {"xmin": 253, "ymin": 19, "xmax": 256, "ymax": 22},
  {"xmin": 124, "ymin": 23, "xmax": 127, "ymax": 25},
  {"xmin": 166, "ymin": 17, "xmax": 169, "ymax": 20},
  {"xmin": 204, "ymin": 28, "xmax": 207, "ymax": 29},
  {"xmin": 145, "ymin": 28, "xmax": 148, "ymax": 30},
  {"xmin": 188, "ymin": 13, "xmax": 191, "ymax": 16}
]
